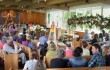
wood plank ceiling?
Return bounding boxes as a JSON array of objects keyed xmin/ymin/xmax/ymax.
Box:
[{"xmin": 0, "ymin": 0, "xmax": 106, "ymax": 11}]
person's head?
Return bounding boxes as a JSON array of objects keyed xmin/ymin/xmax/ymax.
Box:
[
  {"xmin": 92, "ymin": 44, "xmax": 102, "ymax": 54},
  {"xmin": 94, "ymin": 34, "xmax": 98, "ymax": 39},
  {"xmin": 82, "ymin": 41, "xmax": 88, "ymax": 48},
  {"xmin": 43, "ymin": 43, "xmax": 48, "ymax": 49},
  {"xmin": 7, "ymin": 39, "xmax": 13, "ymax": 46},
  {"xmin": 91, "ymin": 31, "xmax": 95, "ymax": 36},
  {"xmin": 85, "ymin": 30, "xmax": 88, "ymax": 33},
  {"xmin": 31, "ymin": 50, "xmax": 38, "ymax": 59},
  {"xmin": 66, "ymin": 42, "xmax": 71, "ymax": 48},
  {"xmin": 102, "ymin": 30, "xmax": 105, "ymax": 37},
  {"xmin": 27, "ymin": 36, "xmax": 31, "ymax": 42},
  {"xmin": 41, "ymin": 32, "xmax": 45, "ymax": 36},
  {"xmin": 56, "ymin": 48, "xmax": 65, "ymax": 58},
  {"xmin": 99, "ymin": 33, "xmax": 103, "ymax": 38},
  {"xmin": 50, "ymin": 41, "xmax": 56, "ymax": 51},
  {"xmin": 2, "ymin": 37, "xmax": 7, "ymax": 43},
  {"xmin": 73, "ymin": 47, "xmax": 83, "ymax": 57},
  {"xmin": 57, "ymin": 42, "xmax": 66, "ymax": 49}
]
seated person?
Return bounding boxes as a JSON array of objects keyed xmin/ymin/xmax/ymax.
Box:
[
  {"xmin": 105, "ymin": 33, "xmax": 109, "ymax": 41},
  {"xmin": 40, "ymin": 43, "xmax": 48, "ymax": 60},
  {"xmin": 39, "ymin": 32, "xmax": 48, "ymax": 44},
  {"xmin": 3, "ymin": 39, "xmax": 26, "ymax": 64},
  {"xmin": 83, "ymin": 30, "xmax": 91, "ymax": 39},
  {"xmin": 69, "ymin": 47, "xmax": 87, "ymax": 68},
  {"xmin": 91, "ymin": 34, "xmax": 99, "ymax": 44},
  {"xmin": 16, "ymin": 34, "xmax": 23, "ymax": 44},
  {"xmin": 46, "ymin": 41, "xmax": 56, "ymax": 58},
  {"xmin": 91, "ymin": 31, "xmax": 95, "ymax": 39},
  {"xmin": 82, "ymin": 41, "xmax": 90, "ymax": 56},
  {"xmin": 99, "ymin": 33, "xmax": 103, "ymax": 42},
  {"xmin": 106, "ymin": 49, "xmax": 110, "ymax": 66},
  {"xmin": 65, "ymin": 42, "xmax": 73, "ymax": 57},
  {"xmin": 50, "ymin": 48, "xmax": 68, "ymax": 68},
  {"xmin": 88, "ymin": 44, "xmax": 106, "ymax": 67},
  {"xmin": 23, "ymin": 51, "xmax": 38, "ymax": 70},
  {"xmin": 27, "ymin": 38, "xmax": 35, "ymax": 50},
  {"xmin": 22, "ymin": 34, "xmax": 27, "ymax": 46}
]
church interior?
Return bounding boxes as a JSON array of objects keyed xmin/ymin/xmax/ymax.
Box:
[{"xmin": 0, "ymin": 0, "xmax": 110, "ymax": 70}]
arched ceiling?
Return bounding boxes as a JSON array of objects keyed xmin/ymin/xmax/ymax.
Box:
[{"xmin": 0, "ymin": 0, "xmax": 106, "ymax": 11}]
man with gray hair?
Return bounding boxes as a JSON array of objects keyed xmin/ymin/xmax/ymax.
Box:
[
  {"xmin": 50, "ymin": 48, "xmax": 68, "ymax": 68},
  {"xmin": 83, "ymin": 30, "xmax": 91, "ymax": 39},
  {"xmin": 3, "ymin": 39, "xmax": 26, "ymax": 64}
]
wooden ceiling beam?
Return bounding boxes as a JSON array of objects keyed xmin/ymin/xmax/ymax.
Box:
[
  {"xmin": 32, "ymin": 0, "xmax": 39, "ymax": 3},
  {"xmin": 46, "ymin": 0, "xmax": 75, "ymax": 5},
  {"xmin": 28, "ymin": 2, "xmax": 46, "ymax": 8},
  {"xmin": 46, "ymin": 5, "xmax": 69, "ymax": 10},
  {"xmin": 0, "ymin": 0, "xmax": 37, "ymax": 5},
  {"xmin": 92, "ymin": 0, "xmax": 110, "ymax": 4},
  {"xmin": 15, "ymin": 0, "xmax": 22, "ymax": 2},
  {"xmin": 67, "ymin": 0, "xmax": 97, "ymax": 7}
]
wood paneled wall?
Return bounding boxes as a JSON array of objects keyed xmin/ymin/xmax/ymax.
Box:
[
  {"xmin": 19, "ymin": 11, "xmax": 46, "ymax": 26},
  {"xmin": 1, "ymin": 10, "xmax": 46, "ymax": 26}
]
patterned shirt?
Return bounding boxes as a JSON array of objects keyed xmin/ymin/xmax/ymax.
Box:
[{"xmin": 88, "ymin": 52, "xmax": 106, "ymax": 67}]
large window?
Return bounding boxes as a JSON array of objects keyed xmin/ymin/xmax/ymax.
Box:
[
  {"xmin": 46, "ymin": 10, "xmax": 64, "ymax": 28},
  {"xmin": 46, "ymin": 4, "xmax": 110, "ymax": 33},
  {"xmin": 103, "ymin": 6, "xmax": 110, "ymax": 18},
  {"xmin": 84, "ymin": 7, "xmax": 92, "ymax": 16},
  {"xmin": 76, "ymin": 8, "xmax": 84, "ymax": 17},
  {"xmin": 92, "ymin": 6, "xmax": 101, "ymax": 16}
]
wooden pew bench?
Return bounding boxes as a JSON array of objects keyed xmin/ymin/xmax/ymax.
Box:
[
  {"xmin": 14, "ymin": 41, "xmax": 32, "ymax": 59},
  {"xmin": 14, "ymin": 41, "xmax": 41, "ymax": 60},
  {"xmin": 44, "ymin": 56, "xmax": 92, "ymax": 68},
  {"xmin": 0, "ymin": 49, "xmax": 18, "ymax": 70},
  {"xmin": 47, "ymin": 66, "xmax": 110, "ymax": 70}
]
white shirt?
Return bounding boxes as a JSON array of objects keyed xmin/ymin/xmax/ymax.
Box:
[
  {"xmin": 3, "ymin": 43, "xmax": 20, "ymax": 54},
  {"xmin": 23, "ymin": 59, "xmax": 37, "ymax": 70},
  {"xmin": 82, "ymin": 48, "xmax": 90, "ymax": 56},
  {"xmin": 3, "ymin": 43, "xmax": 15, "ymax": 54}
]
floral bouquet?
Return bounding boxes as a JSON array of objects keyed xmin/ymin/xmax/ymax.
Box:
[{"xmin": 58, "ymin": 34, "xmax": 73, "ymax": 44}]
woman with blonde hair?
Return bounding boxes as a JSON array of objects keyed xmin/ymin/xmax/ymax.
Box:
[{"xmin": 46, "ymin": 38, "xmax": 56, "ymax": 57}]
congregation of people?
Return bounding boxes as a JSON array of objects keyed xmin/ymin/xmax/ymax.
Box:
[{"xmin": 0, "ymin": 22, "xmax": 110, "ymax": 70}]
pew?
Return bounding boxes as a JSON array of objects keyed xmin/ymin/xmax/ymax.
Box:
[
  {"xmin": 72, "ymin": 38, "xmax": 80, "ymax": 49},
  {"xmin": 4, "ymin": 53, "xmax": 18, "ymax": 70},
  {"xmin": 44, "ymin": 56, "xmax": 92, "ymax": 68},
  {"xmin": 14, "ymin": 42, "xmax": 32, "ymax": 59},
  {"xmin": 47, "ymin": 66, "xmax": 110, "ymax": 70},
  {"xmin": 0, "ymin": 49, "xmax": 18, "ymax": 70},
  {"xmin": 75, "ymin": 31, "xmax": 85, "ymax": 39}
]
